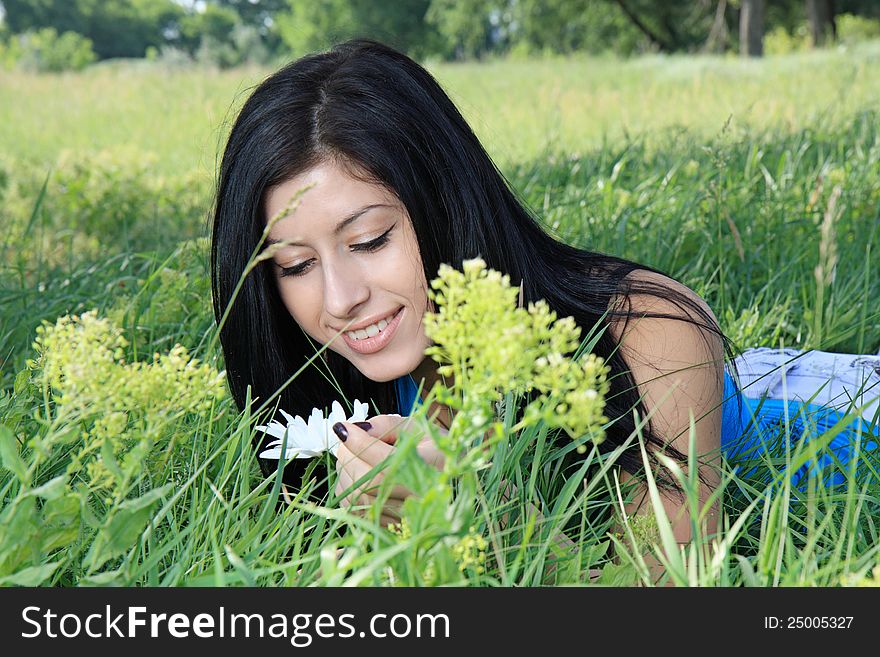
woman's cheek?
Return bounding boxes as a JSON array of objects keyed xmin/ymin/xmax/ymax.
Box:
[{"xmin": 277, "ymin": 284, "xmax": 321, "ymax": 338}]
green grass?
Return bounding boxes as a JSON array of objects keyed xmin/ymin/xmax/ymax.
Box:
[
  {"xmin": 2, "ymin": 42, "xmax": 880, "ymax": 176},
  {"xmin": 1, "ymin": 44, "xmax": 879, "ymax": 587}
]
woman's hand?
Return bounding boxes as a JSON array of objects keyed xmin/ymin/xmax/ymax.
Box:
[{"xmin": 334, "ymin": 414, "xmax": 446, "ymax": 527}]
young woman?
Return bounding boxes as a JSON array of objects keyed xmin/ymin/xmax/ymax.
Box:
[{"xmin": 211, "ymin": 39, "xmax": 880, "ymax": 547}]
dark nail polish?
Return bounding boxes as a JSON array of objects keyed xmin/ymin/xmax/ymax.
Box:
[
  {"xmin": 353, "ymin": 421, "xmax": 372, "ymax": 431},
  {"xmin": 332, "ymin": 422, "xmax": 348, "ymax": 442}
]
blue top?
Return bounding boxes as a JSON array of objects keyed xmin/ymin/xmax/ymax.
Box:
[{"xmin": 394, "ymin": 369, "xmax": 879, "ymax": 489}]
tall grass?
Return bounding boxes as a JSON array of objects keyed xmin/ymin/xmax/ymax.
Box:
[
  {"xmin": 2, "ymin": 43, "xmax": 880, "ymax": 176},
  {"xmin": 1, "ymin": 46, "xmax": 879, "ymax": 586}
]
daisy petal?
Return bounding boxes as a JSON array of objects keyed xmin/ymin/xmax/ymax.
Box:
[{"xmin": 258, "ymin": 400, "xmax": 372, "ymax": 460}]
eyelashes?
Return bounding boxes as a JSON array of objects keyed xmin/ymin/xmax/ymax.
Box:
[{"xmin": 277, "ymin": 225, "xmax": 394, "ymax": 278}]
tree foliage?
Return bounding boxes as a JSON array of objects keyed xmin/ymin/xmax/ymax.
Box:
[
  {"xmin": 277, "ymin": 0, "xmax": 440, "ymax": 60},
  {"xmin": 3, "ymin": 27, "xmax": 96, "ymax": 72},
  {"xmin": 2, "ymin": 0, "xmax": 880, "ymax": 64},
  {"xmin": 1, "ymin": 0, "xmax": 184, "ymax": 59}
]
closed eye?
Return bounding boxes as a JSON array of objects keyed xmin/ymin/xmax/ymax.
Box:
[{"xmin": 277, "ymin": 224, "xmax": 395, "ymax": 278}]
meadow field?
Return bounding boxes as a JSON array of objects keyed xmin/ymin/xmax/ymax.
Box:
[{"xmin": 1, "ymin": 42, "xmax": 879, "ymax": 587}]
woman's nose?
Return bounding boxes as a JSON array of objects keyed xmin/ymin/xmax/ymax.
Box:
[{"xmin": 322, "ymin": 260, "xmax": 369, "ymax": 318}]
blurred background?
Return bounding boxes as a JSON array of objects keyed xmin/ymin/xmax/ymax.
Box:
[{"xmin": 2, "ymin": 1, "xmax": 879, "ymax": 68}]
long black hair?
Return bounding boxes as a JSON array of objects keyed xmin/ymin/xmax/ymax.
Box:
[{"xmin": 211, "ymin": 38, "xmax": 745, "ymax": 502}]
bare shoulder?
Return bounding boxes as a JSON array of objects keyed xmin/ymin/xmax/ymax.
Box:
[
  {"xmin": 607, "ymin": 268, "xmax": 721, "ymax": 359},
  {"xmin": 605, "ymin": 267, "xmax": 725, "ymax": 442},
  {"xmin": 612, "ymin": 268, "xmax": 719, "ymax": 331},
  {"xmin": 605, "ymin": 268, "xmax": 725, "ymax": 552}
]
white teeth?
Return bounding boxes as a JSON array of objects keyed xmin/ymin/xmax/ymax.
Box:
[{"xmin": 345, "ymin": 309, "xmax": 399, "ymax": 341}]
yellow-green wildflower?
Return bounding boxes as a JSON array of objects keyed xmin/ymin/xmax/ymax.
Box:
[
  {"xmin": 452, "ymin": 526, "xmax": 488, "ymax": 574},
  {"xmin": 423, "ymin": 257, "xmax": 610, "ymax": 450},
  {"xmin": 28, "ymin": 311, "xmax": 226, "ymax": 493}
]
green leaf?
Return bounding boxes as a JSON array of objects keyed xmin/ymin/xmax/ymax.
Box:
[
  {"xmin": 0, "ymin": 561, "xmax": 61, "ymax": 586},
  {"xmin": 13, "ymin": 369, "xmax": 31, "ymax": 396},
  {"xmin": 225, "ymin": 545, "xmax": 256, "ymax": 587},
  {"xmin": 26, "ymin": 474, "xmax": 68, "ymax": 500},
  {"xmin": 595, "ymin": 560, "xmax": 640, "ymax": 586},
  {"xmin": 84, "ymin": 485, "xmax": 171, "ymax": 572},
  {"xmin": 40, "ymin": 493, "xmax": 82, "ymax": 552},
  {"xmin": 0, "ymin": 424, "xmax": 28, "ymax": 484},
  {"xmin": 636, "ymin": 427, "xmax": 687, "ymax": 584},
  {"xmin": 22, "ymin": 169, "xmax": 50, "ymax": 240},
  {"xmin": 79, "ymin": 569, "xmax": 126, "ymax": 586},
  {"xmin": 736, "ymin": 555, "xmax": 760, "ymax": 587},
  {"xmin": 100, "ymin": 437, "xmax": 124, "ymax": 482}
]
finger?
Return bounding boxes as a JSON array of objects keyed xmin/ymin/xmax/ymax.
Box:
[
  {"xmin": 348, "ymin": 509, "xmax": 399, "ymax": 528},
  {"xmin": 336, "ymin": 467, "xmax": 377, "ymax": 510},
  {"xmin": 336, "ymin": 442, "xmax": 386, "ymax": 488},
  {"xmin": 346, "ymin": 416, "xmax": 439, "ymax": 470},
  {"xmin": 336, "ymin": 449, "xmax": 374, "ymax": 499},
  {"xmin": 379, "ymin": 513, "xmax": 402, "ymax": 529},
  {"xmin": 336, "ymin": 449, "xmax": 412, "ymax": 503},
  {"xmin": 416, "ymin": 439, "xmax": 445, "ymax": 470},
  {"xmin": 363, "ymin": 503, "xmax": 403, "ymax": 526},
  {"xmin": 335, "ymin": 469, "xmax": 364, "ymax": 510},
  {"xmin": 337, "ymin": 443, "xmax": 377, "ymax": 484},
  {"xmin": 338, "ymin": 421, "xmax": 397, "ymax": 466},
  {"xmin": 362, "ymin": 414, "xmax": 413, "ymax": 445},
  {"xmin": 380, "ymin": 496, "xmax": 405, "ymax": 517},
  {"xmin": 335, "ymin": 441, "xmax": 355, "ymax": 470},
  {"xmin": 337, "ymin": 456, "xmax": 412, "ymax": 503},
  {"xmin": 334, "ymin": 467, "xmax": 352, "ymax": 502}
]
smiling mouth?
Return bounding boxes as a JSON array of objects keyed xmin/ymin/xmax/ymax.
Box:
[
  {"xmin": 341, "ymin": 306, "xmax": 405, "ymax": 354},
  {"xmin": 343, "ymin": 307, "xmax": 403, "ymax": 340}
]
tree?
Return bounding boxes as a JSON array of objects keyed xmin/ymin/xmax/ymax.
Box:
[
  {"xmin": 277, "ymin": 0, "xmax": 439, "ymax": 60},
  {"xmin": 837, "ymin": 0, "xmax": 880, "ymax": 18},
  {"xmin": 0, "ymin": 0, "xmax": 184, "ymax": 59},
  {"xmin": 740, "ymin": 0, "xmax": 765, "ymax": 56},
  {"xmin": 612, "ymin": 0, "xmax": 674, "ymax": 51},
  {"xmin": 704, "ymin": 0, "xmax": 731, "ymax": 53},
  {"xmin": 806, "ymin": 0, "xmax": 836, "ymax": 45},
  {"xmin": 425, "ymin": 0, "xmax": 496, "ymax": 59},
  {"xmin": 509, "ymin": 0, "xmax": 645, "ymax": 57},
  {"xmin": 1, "ymin": 0, "xmax": 90, "ymax": 35},
  {"xmin": 208, "ymin": 0, "xmax": 287, "ymax": 35},
  {"xmin": 610, "ymin": 0, "xmax": 724, "ymax": 53},
  {"xmin": 179, "ymin": 3, "xmax": 239, "ymax": 54}
]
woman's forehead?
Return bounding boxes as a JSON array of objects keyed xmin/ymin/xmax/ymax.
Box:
[{"xmin": 264, "ymin": 161, "xmax": 401, "ymax": 227}]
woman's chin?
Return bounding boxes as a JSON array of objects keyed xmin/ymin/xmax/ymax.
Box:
[
  {"xmin": 352, "ymin": 359, "xmax": 416, "ymax": 384},
  {"xmin": 363, "ymin": 368, "xmax": 405, "ymax": 384}
]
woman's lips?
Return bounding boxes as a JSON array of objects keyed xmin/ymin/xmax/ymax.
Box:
[{"xmin": 341, "ymin": 307, "xmax": 404, "ymax": 354}]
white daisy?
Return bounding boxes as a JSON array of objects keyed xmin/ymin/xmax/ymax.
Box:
[{"xmin": 257, "ymin": 399, "xmax": 370, "ymax": 460}]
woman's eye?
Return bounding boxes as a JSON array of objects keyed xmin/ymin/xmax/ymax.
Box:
[
  {"xmin": 278, "ymin": 260, "xmax": 313, "ymax": 278},
  {"xmin": 351, "ymin": 229, "xmax": 392, "ymax": 253},
  {"xmin": 278, "ymin": 227, "xmax": 393, "ymax": 278}
]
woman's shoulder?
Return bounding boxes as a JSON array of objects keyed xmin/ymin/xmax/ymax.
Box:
[
  {"xmin": 610, "ymin": 268, "xmax": 720, "ymax": 339},
  {"xmin": 606, "ymin": 267, "xmax": 725, "ymax": 382}
]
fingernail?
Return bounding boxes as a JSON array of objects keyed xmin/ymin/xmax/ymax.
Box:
[
  {"xmin": 332, "ymin": 422, "xmax": 348, "ymax": 442},
  {"xmin": 353, "ymin": 421, "xmax": 372, "ymax": 431}
]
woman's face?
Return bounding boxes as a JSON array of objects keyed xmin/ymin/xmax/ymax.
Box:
[{"xmin": 264, "ymin": 159, "xmax": 434, "ymax": 383}]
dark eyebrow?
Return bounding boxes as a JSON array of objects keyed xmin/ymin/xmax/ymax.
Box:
[{"xmin": 266, "ymin": 203, "xmax": 392, "ymax": 247}]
